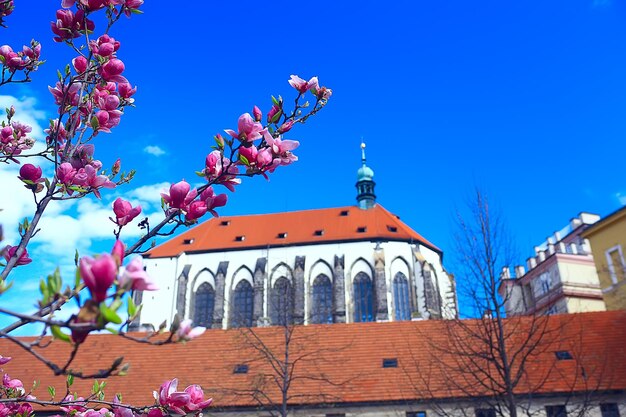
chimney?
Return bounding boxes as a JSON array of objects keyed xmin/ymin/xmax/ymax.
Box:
[
  {"xmin": 538, "ymin": 251, "xmax": 546, "ymax": 262},
  {"xmin": 547, "ymin": 243, "xmax": 555, "ymax": 255},
  {"xmin": 515, "ymin": 265, "xmax": 526, "ymax": 278},
  {"xmin": 558, "ymin": 242, "xmax": 566, "ymax": 253},
  {"xmin": 569, "ymin": 243, "xmax": 578, "ymax": 255},
  {"xmin": 501, "ymin": 266, "xmax": 511, "ymax": 279},
  {"xmin": 554, "ymin": 231, "xmax": 562, "ymax": 242},
  {"xmin": 527, "ymin": 257, "xmax": 537, "ymax": 270}
]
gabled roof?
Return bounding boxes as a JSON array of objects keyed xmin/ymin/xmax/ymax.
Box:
[
  {"xmin": 146, "ymin": 204, "xmax": 440, "ymax": 258},
  {"xmin": 2, "ymin": 311, "xmax": 625, "ymax": 412}
]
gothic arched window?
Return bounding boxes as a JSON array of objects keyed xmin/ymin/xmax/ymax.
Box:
[
  {"xmin": 270, "ymin": 277, "xmax": 293, "ymax": 326},
  {"xmin": 393, "ymin": 272, "xmax": 411, "ymax": 321},
  {"xmin": 231, "ymin": 280, "xmax": 254, "ymax": 328},
  {"xmin": 353, "ymin": 272, "xmax": 374, "ymax": 322},
  {"xmin": 311, "ymin": 274, "xmax": 333, "ymax": 324},
  {"xmin": 194, "ymin": 282, "xmax": 215, "ymax": 328}
]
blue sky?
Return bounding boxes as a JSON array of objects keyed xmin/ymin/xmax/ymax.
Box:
[{"xmin": 1, "ymin": 1, "xmax": 625, "ymax": 330}]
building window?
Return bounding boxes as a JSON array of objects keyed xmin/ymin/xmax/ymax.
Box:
[
  {"xmin": 539, "ymin": 272, "xmax": 551, "ymax": 295},
  {"xmin": 606, "ymin": 245, "xmax": 626, "ymax": 284},
  {"xmin": 353, "ymin": 272, "xmax": 374, "ymax": 322},
  {"xmin": 194, "ymin": 282, "xmax": 215, "ymax": 328},
  {"xmin": 546, "ymin": 405, "xmax": 568, "ymax": 417},
  {"xmin": 600, "ymin": 403, "xmax": 620, "ymax": 417},
  {"xmin": 311, "ymin": 274, "xmax": 333, "ymax": 324},
  {"xmin": 393, "ymin": 272, "xmax": 411, "ymax": 321},
  {"xmin": 406, "ymin": 412, "xmax": 426, "ymax": 417},
  {"xmin": 475, "ymin": 409, "xmax": 495, "ymax": 417},
  {"xmin": 231, "ymin": 280, "xmax": 254, "ymax": 328},
  {"xmin": 270, "ymin": 277, "xmax": 293, "ymax": 326}
]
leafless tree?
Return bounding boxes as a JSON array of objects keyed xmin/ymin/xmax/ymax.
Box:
[
  {"xmin": 214, "ymin": 283, "xmax": 353, "ymax": 417},
  {"xmin": 403, "ymin": 189, "xmax": 614, "ymax": 417}
]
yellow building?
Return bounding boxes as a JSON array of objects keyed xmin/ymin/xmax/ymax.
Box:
[{"xmin": 581, "ymin": 205, "xmax": 626, "ymax": 310}]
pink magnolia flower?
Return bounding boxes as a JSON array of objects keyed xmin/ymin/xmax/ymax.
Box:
[
  {"xmin": 48, "ymin": 81, "xmax": 82, "ymax": 109},
  {"xmin": 56, "ymin": 162, "xmax": 77, "ymax": 185},
  {"xmin": 69, "ymin": 144, "xmax": 95, "ymax": 169},
  {"xmin": 119, "ymin": 256, "xmax": 158, "ymax": 291},
  {"xmin": 73, "ymin": 165, "xmax": 116, "ymax": 198},
  {"xmin": 18, "ymin": 163, "xmax": 43, "ymax": 183},
  {"xmin": 89, "ymin": 34, "xmax": 120, "ymax": 57},
  {"xmin": 111, "ymin": 239, "xmax": 125, "ymax": 266},
  {"xmin": 288, "ymin": 75, "xmax": 318, "ymax": 93},
  {"xmin": 73, "ymin": 55, "xmax": 88, "ymax": 73},
  {"xmin": 224, "ymin": 113, "xmax": 263, "ymax": 143},
  {"xmin": 183, "ymin": 384, "xmax": 213, "ymax": 411},
  {"xmin": 262, "ymin": 130, "xmax": 300, "ymax": 170},
  {"xmin": 99, "ymin": 58, "xmax": 127, "ymax": 83},
  {"xmin": 252, "ymin": 105, "xmax": 262, "ymax": 122},
  {"xmin": 156, "ymin": 379, "xmax": 212, "ymax": 415},
  {"xmin": 51, "ymin": 9, "xmax": 95, "ymax": 42},
  {"xmin": 185, "ymin": 200, "xmax": 208, "ymax": 222},
  {"xmin": 204, "ymin": 150, "xmax": 241, "ymax": 192},
  {"xmin": 267, "ymin": 104, "xmax": 282, "ymax": 123},
  {"xmin": 123, "ymin": 0, "xmax": 144, "ymax": 17},
  {"xmin": 3, "ymin": 245, "xmax": 32, "ymax": 266},
  {"xmin": 2, "ymin": 373, "xmax": 23, "ymax": 391},
  {"xmin": 112, "ymin": 197, "xmax": 142, "ymax": 226},
  {"xmin": 277, "ymin": 119, "xmax": 294, "ymax": 134},
  {"xmin": 80, "ymin": 254, "xmax": 118, "ymax": 302},
  {"xmin": 118, "ymin": 82, "xmax": 137, "ymax": 100},
  {"xmin": 161, "ymin": 180, "xmax": 197, "ymax": 211},
  {"xmin": 60, "ymin": 394, "xmax": 87, "ymax": 414},
  {"xmin": 0, "ymin": 356, "xmax": 11, "ymax": 365},
  {"xmin": 176, "ymin": 319, "xmax": 206, "ymax": 341}
]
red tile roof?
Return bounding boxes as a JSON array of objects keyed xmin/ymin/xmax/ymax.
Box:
[
  {"xmin": 146, "ymin": 204, "xmax": 440, "ymax": 258},
  {"xmin": 1, "ymin": 311, "xmax": 625, "ymax": 412}
]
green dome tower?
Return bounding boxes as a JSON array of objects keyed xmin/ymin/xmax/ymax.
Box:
[{"xmin": 356, "ymin": 142, "xmax": 376, "ymax": 209}]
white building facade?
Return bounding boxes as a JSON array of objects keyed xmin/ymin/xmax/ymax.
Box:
[{"xmin": 137, "ymin": 146, "xmax": 457, "ymax": 329}]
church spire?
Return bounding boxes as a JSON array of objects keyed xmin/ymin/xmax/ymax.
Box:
[{"xmin": 356, "ymin": 141, "xmax": 376, "ymax": 209}]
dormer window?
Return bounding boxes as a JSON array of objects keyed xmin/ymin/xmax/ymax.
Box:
[
  {"xmin": 235, "ymin": 235, "xmax": 245, "ymax": 242},
  {"xmin": 277, "ymin": 232, "xmax": 287, "ymax": 239},
  {"xmin": 233, "ymin": 364, "xmax": 248, "ymax": 374},
  {"xmin": 183, "ymin": 238, "xmax": 194, "ymax": 245},
  {"xmin": 220, "ymin": 220, "xmax": 231, "ymax": 226},
  {"xmin": 382, "ymin": 358, "xmax": 398, "ymax": 368},
  {"xmin": 357, "ymin": 227, "xmax": 367, "ymax": 233},
  {"xmin": 340, "ymin": 210, "xmax": 349, "ymax": 216},
  {"xmin": 387, "ymin": 226, "xmax": 398, "ymax": 233},
  {"xmin": 314, "ymin": 229, "xmax": 324, "ymax": 236}
]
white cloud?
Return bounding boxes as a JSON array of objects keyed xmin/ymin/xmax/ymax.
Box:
[
  {"xmin": 616, "ymin": 192, "xmax": 626, "ymax": 206},
  {"xmin": 143, "ymin": 145, "xmax": 166, "ymax": 156}
]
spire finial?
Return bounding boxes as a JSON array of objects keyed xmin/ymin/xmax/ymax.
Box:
[{"xmin": 360, "ymin": 139, "xmax": 366, "ymax": 165}]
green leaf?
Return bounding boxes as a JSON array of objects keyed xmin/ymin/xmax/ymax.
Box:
[
  {"xmin": 100, "ymin": 303, "xmax": 122, "ymax": 324},
  {"xmin": 271, "ymin": 110, "xmax": 282, "ymax": 124},
  {"xmin": 127, "ymin": 296, "xmax": 137, "ymax": 317},
  {"xmin": 50, "ymin": 326, "xmax": 71, "ymax": 343},
  {"xmin": 90, "ymin": 116, "xmax": 99, "ymax": 130},
  {"xmin": 48, "ymin": 385, "xmax": 55, "ymax": 399},
  {"xmin": 110, "ymin": 298, "xmax": 122, "ymax": 312},
  {"xmin": 75, "ymin": 266, "xmax": 81, "ymax": 289},
  {"xmin": 92, "ymin": 380, "xmax": 99, "ymax": 394},
  {"xmin": 105, "ymin": 327, "xmax": 119, "ymax": 334},
  {"xmin": 239, "ymin": 154, "xmax": 250, "ymax": 166},
  {"xmin": 271, "ymin": 95, "xmax": 279, "ymax": 106},
  {"xmin": 67, "ymin": 374, "xmax": 74, "ymax": 387}
]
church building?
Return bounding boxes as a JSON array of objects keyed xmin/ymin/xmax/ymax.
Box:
[{"xmin": 138, "ymin": 144, "xmax": 458, "ymax": 330}]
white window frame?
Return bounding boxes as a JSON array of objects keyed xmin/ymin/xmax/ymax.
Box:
[{"xmin": 605, "ymin": 245, "xmax": 625, "ymax": 284}]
